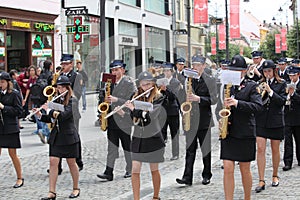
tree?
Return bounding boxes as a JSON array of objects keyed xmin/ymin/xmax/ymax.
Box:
[
  {"xmin": 287, "ymin": 22, "xmax": 300, "ymax": 58},
  {"xmin": 260, "ymin": 29, "xmax": 281, "ymax": 61}
]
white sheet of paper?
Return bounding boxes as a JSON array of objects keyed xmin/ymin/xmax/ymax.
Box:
[
  {"xmin": 156, "ymin": 78, "xmax": 169, "ymax": 86},
  {"xmin": 48, "ymin": 102, "xmax": 64, "ymax": 112},
  {"xmin": 220, "ymin": 70, "xmax": 241, "ymax": 86},
  {"xmin": 133, "ymin": 100, "xmax": 153, "ymax": 111}
]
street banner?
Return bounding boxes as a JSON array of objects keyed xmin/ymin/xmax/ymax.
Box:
[
  {"xmin": 211, "ymin": 37, "xmax": 216, "ymax": 55},
  {"xmin": 230, "ymin": 0, "xmax": 240, "ymax": 38},
  {"xmin": 281, "ymin": 28, "xmax": 287, "ymax": 51},
  {"xmin": 275, "ymin": 34, "xmax": 281, "ymax": 54},
  {"xmin": 219, "ymin": 24, "xmax": 226, "ymax": 50},
  {"xmin": 194, "ymin": 0, "xmax": 208, "ymax": 24}
]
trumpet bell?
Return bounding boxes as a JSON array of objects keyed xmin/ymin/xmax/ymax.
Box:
[
  {"xmin": 98, "ymin": 102, "xmax": 109, "ymax": 113},
  {"xmin": 219, "ymin": 108, "xmax": 231, "ymax": 118},
  {"xmin": 181, "ymin": 102, "xmax": 192, "ymax": 114},
  {"xmin": 43, "ymin": 86, "xmax": 55, "ymax": 97}
]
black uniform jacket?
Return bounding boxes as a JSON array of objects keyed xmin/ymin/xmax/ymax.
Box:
[
  {"xmin": 161, "ymin": 77, "xmax": 180, "ymax": 116},
  {"xmin": 285, "ymin": 81, "xmax": 300, "ymax": 126},
  {"xmin": 107, "ymin": 76, "xmax": 136, "ymax": 130},
  {"xmin": 228, "ymin": 80, "xmax": 263, "ymax": 139},
  {"xmin": 256, "ymin": 79, "xmax": 287, "ymax": 128},
  {"xmin": 0, "ymin": 90, "xmax": 22, "ymax": 135},
  {"xmin": 188, "ymin": 72, "xmax": 218, "ymax": 131},
  {"xmin": 64, "ymin": 70, "xmax": 83, "ymax": 100},
  {"xmin": 41, "ymin": 97, "xmax": 80, "ymax": 146},
  {"xmin": 278, "ymin": 70, "xmax": 290, "ymax": 82},
  {"xmin": 173, "ymin": 71, "xmax": 185, "ymax": 105},
  {"xmin": 131, "ymin": 92, "xmax": 166, "ymax": 153}
]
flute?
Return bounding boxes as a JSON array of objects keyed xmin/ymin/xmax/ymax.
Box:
[
  {"xmin": 104, "ymin": 87, "xmax": 154, "ymax": 119},
  {"xmin": 25, "ymin": 90, "xmax": 68, "ymax": 120}
]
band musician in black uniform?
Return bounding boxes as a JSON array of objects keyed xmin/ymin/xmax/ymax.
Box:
[
  {"xmin": 173, "ymin": 58, "xmax": 186, "ymax": 105},
  {"xmin": 255, "ymin": 60, "xmax": 287, "ymax": 193},
  {"xmin": 176, "ymin": 55, "xmax": 218, "ymax": 186},
  {"xmin": 97, "ymin": 60, "xmax": 136, "ymax": 181},
  {"xmin": 219, "ymin": 55, "xmax": 262, "ymax": 199},
  {"xmin": 283, "ymin": 66, "xmax": 300, "ymax": 171},
  {"xmin": 277, "ymin": 57, "xmax": 290, "ymax": 82},
  {"xmin": 159, "ymin": 62, "xmax": 181, "ymax": 160},
  {"xmin": 245, "ymin": 51, "xmax": 265, "ymax": 82}
]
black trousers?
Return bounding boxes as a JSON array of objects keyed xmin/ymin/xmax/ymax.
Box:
[
  {"xmin": 283, "ymin": 125, "xmax": 300, "ymax": 166},
  {"xmin": 182, "ymin": 128, "xmax": 212, "ymax": 183},
  {"xmin": 104, "ymin": 128, "xmax": 132, "ymax": 175},
  {"xmin": 161, "ymin": 115, "xmax": 180, "ymax": 157}
]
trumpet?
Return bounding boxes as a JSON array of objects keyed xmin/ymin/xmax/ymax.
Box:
[
  {"xmin": 258, "ymin": 82, "xmax": 267, "ymax": 97},
  {"xmin": 25, "ymin": 90, "xmax": 68, "ymax": 120},
  {"xmin": 246, "ymin": 65, "xmax": 256, "ymax": 78}
]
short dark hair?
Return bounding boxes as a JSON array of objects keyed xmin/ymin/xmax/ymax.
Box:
[
  {"xmin": 9, "ymin": 69, "xmax": 18, "ymax": 77},
  {"xmin": 43, "ymin": 60, "xmax": 52, "ymax": 71}
]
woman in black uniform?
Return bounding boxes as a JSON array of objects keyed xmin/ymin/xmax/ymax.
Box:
[
  {"xmin": 35, "ymin": 76, "xmax": 80, "ymax": 200},
  {"xmin": 255, "ymin": 60, "xmax": 287, "ymax": 193},
  {"xmin": 125, "ymin": 71, "xmax": 166, "ymax": 200},
  {"xmin": 0, "ymin": 72, "xmax": 23, "ymax": 188},
  {"xmin": 220, "ymin": 55, "xmax": 262, "ymax": 200}
]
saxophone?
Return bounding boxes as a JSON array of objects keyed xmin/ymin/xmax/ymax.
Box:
[
  {"xmin": 218, "ymin": 83, "xmax": 232, "ymax": 139},
  {"xmin": 180, "ymin": 77, "xmax": 192, "ymax": 131},
  {"xmin": 98, "ymin": 79, "xmax": 112, "ymax": 131}
]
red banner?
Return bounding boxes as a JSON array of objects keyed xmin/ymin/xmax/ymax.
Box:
[
  {"xmin": 281, "ymin": 28, "xmax": 287, "ymax": 51},
  {"xmin": 230, "ymin": 0, "xmax": 240, "ymax": 38},
  {"xmin": 194, "ymin": 0, "xmax": 208, "ymax": 24},
  {"xmin": 211, "ymin": 37, "xmax": 216, "ymax": 55},
  {"xmin": 275, "ymin": 34, "xmax": 281, "ymax": 54},
  {"xmin": 218, "ymin": 24, "xmax": 226, "ymax": 50}
]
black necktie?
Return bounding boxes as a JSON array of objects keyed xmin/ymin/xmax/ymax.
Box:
[{"xmin": 268, "ymin": 80, "xmax": 271, "ymax": 85}]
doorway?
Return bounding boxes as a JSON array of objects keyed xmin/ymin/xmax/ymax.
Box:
[{"xmin": 120, "ymin": 46, "xmax": 136, "ymax": 78}]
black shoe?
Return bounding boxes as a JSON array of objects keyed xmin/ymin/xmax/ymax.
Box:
[
  {"xmin": 69, "ymin": 188, "xmax": 80, "ymax": 198},
  {"xmin": 255, "ymin": 180, "xmax": 265, "ymax": 193},
  {"xmin": 282, "ymin": 165, "xmax": 292, "ymax": 171},
  {"xmin": 41, "ymin": 191, "xmax": 56, "ymax": 200},
  {"xmin": 47, "ymin": 168, "xmax": 63, "ymax": 175},
  {"xmin": 298, "ymin": 162, "xmax": 300, "ymax": 166},
  {"xmin": 124, "ymin": 172, "xmax": 131, "ymax": 178},
  {"xmin": 202, "ymin": 178, "xmax": 210, "ymax": 185},
  {"xmin": 13, "ymin": 178, "xmax": 24, "ymax": 188},
  {"xmin": 170, "ymin": 156, "xmax": 179, "ymax": 161},
  {"xmin": 176, "ymin": 178, "xmax": 192, "ymax": 186},
  {"xmin": 272, "ymin": 176, "xmax": 279, "ymax": 187},
  {"xmin": 97, "ymin": 173, "xmax": 113, "ymax": 181}
]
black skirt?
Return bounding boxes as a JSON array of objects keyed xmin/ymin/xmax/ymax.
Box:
[
  {"xmin": 131, "ymin": 148, "xmax": 165, "ymax": 163},
  {"xmin": 49, "ymin": 142, "xmax": 79, "ymax": 158},
  {"xmin": 256, "ymin": 126, "xmax": 284, "ymax": 140},
  {"xmin": 0, "ymin": 133, "xmax": 21, "ymax": 148},
  {"xmin": 220, "ymin": 136, "xmax": 256, "ymax": 162}
]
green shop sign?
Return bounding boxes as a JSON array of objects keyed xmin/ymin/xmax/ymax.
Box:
[
  {"xmin": 0, "ymin": 19, "xmax": 7, "ymax": 26},
  {"xmin": 34, "ymin": 23, "xmax": 54, "ymax": 32}
]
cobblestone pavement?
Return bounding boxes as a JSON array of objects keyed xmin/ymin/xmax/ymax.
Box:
[{"xmin": 1, "ymin": 94, "xmax": 300, "ymax": 200}]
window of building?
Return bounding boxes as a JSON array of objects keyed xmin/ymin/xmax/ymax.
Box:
[
  {"xmin": 176, "ymin": 0, "xmax": 181, "ymax": 20},
  {"xmin": 145, "ymin": 0, "xmax": 166, "ymax": 15},
  {"xmin": 0, "ymin": 31, "xmax": 4, "ymax": 71},
  {"xmin": 119, "ymin": 0, "xmax": 141, "ymax": 7},
  {"xmin": 119, "ymin": 21, "xmax": 138, "ymax": 36}
]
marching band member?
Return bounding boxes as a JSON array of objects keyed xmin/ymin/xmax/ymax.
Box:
[
  {"xmin": 125, "ymin": 71, "xmax": 165, "ymax": 200},
  {"xmin": 97, "ymin": 60, "xmax": 136, "ymax": 181},
  {"xmin": 35, "ymin": 76, "xmax": 81, "ymax": 200},
  {"xmin": 220, "ymin": 55, "xmax": 262, "ymax": 200},
  {"xmin": 176, "ymin": 55, "xmax": 218, "ymax": 186},
  {"xmin": 283, "ymin": 66, "xmax": 300, "ymax": 171},
  {"xmin": 277, "ymin": 57, "xmax": 290, "ymax": 82},
  {"xmin": 0, "ymin": 72, "xmax": 23, "ymax": 188},
  {"xmin": 246, "ymin": 51, "xmax": 265, "ymax": 81},
  {"xmin": 255, "ymin": 60, "xmax": 287, "ymax": 193}
]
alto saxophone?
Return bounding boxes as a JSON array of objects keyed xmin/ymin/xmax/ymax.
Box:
[
  {"xmin": 98, "ymin": 79, "xmax": 112, "ymax": 131},
  {"xmin": 219, "ymin": 83, "xmax": 232, "ymax": 139},
  {"xmin": 180, "ymin": 77, "xmax": 192, "ymax": 131}
]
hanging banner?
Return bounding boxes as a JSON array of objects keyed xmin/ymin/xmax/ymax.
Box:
[
  {"xmin": 211, "ymin": 37, "xmax": 216, "ymax": 55},
  {"xmin": 218, "ymin": 24, "xmax": 226, "ymax": 50},
  {"xmin": 281, "ymin": 28, "xmax": 287, "ymax": 51},
  {"xmin": 275, "ymin": 34, "xmax": 281, "ymax": 54},
  {"xmin": 230, "ymin": 0, "xmax": 240, "ymax": 38},
  {"xmin": 194, "ymin": 0, "xmax": 208, "ymax": 24}
]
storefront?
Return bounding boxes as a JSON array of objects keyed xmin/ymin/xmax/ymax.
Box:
[{"xmin": 0, "ymin": 7, "xmax": 57, "ymax": 72}]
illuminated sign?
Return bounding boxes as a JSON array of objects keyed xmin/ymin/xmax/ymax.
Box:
[
  {"xmin": 34, "ymin": 23, "xmax": 54, "ymax": 32},
  {"xmin": 0, "ymin": 19, "xmax": 7, "ymax": 26},
  {"xmin": 65, "ymin": 8, "xmax": 88, "ymax": 16},
  {"xmin": 66, "ymin": 17, "xmax": 90, "ymax": 43},
  {"xmin": 32, "ymin": 49, "xmax": 52, "ymax": 57},
  {"xmin": 12, "ymin": 21, "xmax": 31, "ymax": 29}
]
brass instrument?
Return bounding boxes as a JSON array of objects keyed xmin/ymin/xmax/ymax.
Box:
[
  {"xmin": 259, "ymin": 82, "xmax": 267, "ymax": 97},
  {"xmin": 98, "ymin": 78, "xmax": 112, "ymax": 131},
  {"xmin": 246, "ymin": 65, "xmax": 256, "ymax": 78},
  {"xmin": 181, "ymin": 77, "xmax": 192, "ymax": 131},
  {"xmin": 219, "ymin": 84, "xmax": 232, "ymax": 139}
]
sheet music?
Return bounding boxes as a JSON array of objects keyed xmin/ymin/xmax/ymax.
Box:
[
  {"xmin": 48, "ymin": 102, "xmax": 64, "ymax": 112},
  {"xmin": 156, "ymin": 78, "xmax": 169, "ymax": 86},
  {"xmin": 220, "ymin": 70, "xmax": 241, "ymax": 86},
  {"xmin": 133, "ymin": 100, "xmax": 153, "ymax": 111}
]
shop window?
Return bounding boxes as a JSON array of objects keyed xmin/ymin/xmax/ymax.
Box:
[
  {"xmin": 119, "ymin": 0, "xmax": 140, "ymax": 7},
  {"xmin": 145, "ymin": 0, "xmax": 166, "ymax": 15},
  {"xmin": 31, "ymin": 33, "xmax": 53, "ymax": 69},
  {"xmin": 0, "ymin": 31, "xmax": 5, "ymax": 71}
]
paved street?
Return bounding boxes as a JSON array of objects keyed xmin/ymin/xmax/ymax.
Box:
[{"xmin": 1, "ymin": 94, "xmax": 300, "ymax": 200}]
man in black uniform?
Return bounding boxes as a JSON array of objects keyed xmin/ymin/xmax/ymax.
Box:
[
  {"xmin": 176, "ymin": 55, "xmax": 218, "ymax": 186},
  {"xmin": 97, "ymin": 60, "xmax": 136, "ymax": 181},
  {"xmin": 283, "ymin": 66, "xmax": 300, "ymax": 171},
  {"xmin": 246, "ymin": 51, "xmax": 265, "ymax": 82},
  {"xmin": 277, "ymin": 57, "xmax": 290, "ymax": 82},
  {"xmin": 159, "ymin": 62, "xmax": 181, "ymax": 160}
]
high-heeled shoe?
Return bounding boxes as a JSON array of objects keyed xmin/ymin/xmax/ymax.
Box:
[
  {"xmin": 13, "ymin": 178, "xmax": 24, "ymax": 188},
  {"xmin": 255, "ymin": 180, "xmax": 265, "ymax": 193},
  {"xmin": 153, "ymin": 197, "xmax": 161, "ymax": 200},
  {"xmin": 272, "ymin": 176, "xmax": 280, "ymax": 187},
  {"xmin": 69, "ymin": 188, "xmax": 80, "ymax": 198},
  {"xmin": 41, "ymin": 191, "xmax": 56, "ymax": 200}
]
